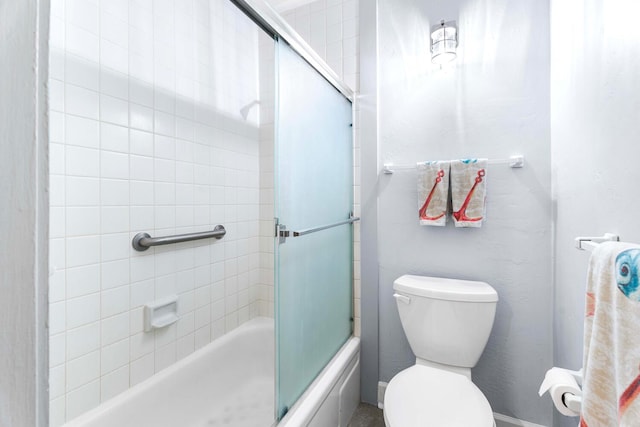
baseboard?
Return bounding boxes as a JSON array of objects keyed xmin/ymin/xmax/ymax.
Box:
[
  {"xmin": 493, "ymin": 413, "xmax": 548, "ymax": 427},
  {"xmin": 377, "ymin": 381, "xmax": 388, "ymax": 409}
]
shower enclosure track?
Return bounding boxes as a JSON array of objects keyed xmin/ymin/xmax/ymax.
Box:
[{"xmin": 230, "ymin": 0, "xmax": 354, "ymax": 102}]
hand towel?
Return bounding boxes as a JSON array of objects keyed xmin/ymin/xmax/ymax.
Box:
[
  {"xmin": 581, "ymin": 242, "xmax": 640, "ymax": 427},
  {"xmin": 417, "ymin": 161, "xmax": 450, "ymax": 226},
  {"xmin": 450, "ymin": 159, "xmax": 487, "ymax": 228}
]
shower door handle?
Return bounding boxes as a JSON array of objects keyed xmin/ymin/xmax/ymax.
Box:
[
  {"xmin": 276, "ymin": 214, "xmax": 360, "ymax": 243},
  {"xmin": 292, "ymin": 215, "xmax": 360, "ymax": 237}
]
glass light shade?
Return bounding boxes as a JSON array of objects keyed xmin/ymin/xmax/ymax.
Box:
[{"xmin": 431, "ymin": 23, "xmax": 457, "ymax": 64}]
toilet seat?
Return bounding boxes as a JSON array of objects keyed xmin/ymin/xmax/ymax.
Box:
[{"xmin": 384, "ymin": 365, "xmax": 494, "ymax": 427}]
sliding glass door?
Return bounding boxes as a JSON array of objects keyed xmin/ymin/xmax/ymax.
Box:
[{"xmin": 274, "ymin": 39, "xmax": 354, "ymax": 420}]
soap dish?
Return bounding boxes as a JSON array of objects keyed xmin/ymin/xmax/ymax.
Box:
[{"xmin": 144, "ymin": 295, "xmax": 179, "ymax": 332}]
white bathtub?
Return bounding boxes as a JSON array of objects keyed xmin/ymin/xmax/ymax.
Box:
[{"xmin": 64, "ymin": 317, "xmax": 360, "ymax": 427}]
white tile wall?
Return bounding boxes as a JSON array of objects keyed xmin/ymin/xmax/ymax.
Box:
[
  {"xmin": 257, "ymin": 36, "xmax": 276, "ymax": 319},
  {"xmin": 281, "ymin": 0, "xmax": 360, "ymax": 92},
  {"xmin": 50, "ymin": 0, "xmax": 360, "ymax": 422},
  {"xmin": 49, "ymin": 0, "xmax": 271, "ymax": 424}
]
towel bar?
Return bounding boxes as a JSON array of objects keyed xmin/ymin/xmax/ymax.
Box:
[{"xmin": 382, "ymin": 155, "xmax": 524, "ymax": 174}]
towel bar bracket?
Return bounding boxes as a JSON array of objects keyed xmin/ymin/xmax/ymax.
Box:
[
  {"xmin": 575, "ymin": 233, "xmax": 620, "ymax": 251},
  {"xmin": 509, "ymin": 155, "xmax": 525, "ymax": 168}
]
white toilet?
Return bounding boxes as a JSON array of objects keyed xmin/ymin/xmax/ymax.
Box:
[{"xmin": 383, "ymin": 275, "xmax": 499, "ymax": 427}]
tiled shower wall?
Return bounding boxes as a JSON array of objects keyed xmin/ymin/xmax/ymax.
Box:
[
  {"xmin": 280, "ymin": 0, "xmax": 361, "ymax": 335},
  {"xmin": 257, "ymin": 38, "xmax": 276, "ymax": 318},
  {"xmin": 48, "ymin": 0, "xmax": 269, "ymax": 424},
  {"xmin": 281, "ymin": 0, "xmax": 359, "ymax": 92}
]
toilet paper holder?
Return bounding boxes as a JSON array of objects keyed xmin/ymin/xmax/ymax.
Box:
[
  {"xmin": 563, "ymin": 392, "xmax": 582, "ymax": 413},
  {"xmin": 539, "ymin": 367, "xmax": 583, "ymax": 416},
  {"xmin": 561, "ymin": 368, "xmax": 582, "ymax": 412}
]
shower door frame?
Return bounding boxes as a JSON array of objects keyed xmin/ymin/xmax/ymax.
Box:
[
  {"xmin": 232, "ymin": 0, "xmax": 357, "ymax": 422},
  {"xmin": 230, "ymin": 0, "xmax": 355, "ymax": 103},
  {"xmin": 273, "ymin": 38, "xmax": 355, "ymax": 420}
]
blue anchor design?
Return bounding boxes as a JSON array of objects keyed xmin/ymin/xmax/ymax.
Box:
[{"xmin": 616, "ymin": 249, "xmax": 640, "ymax": 301}]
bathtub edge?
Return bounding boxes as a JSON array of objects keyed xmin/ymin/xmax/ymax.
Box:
[{"xmin": 278, "ymin": 335, "xmax": 361, "ymax": 427}]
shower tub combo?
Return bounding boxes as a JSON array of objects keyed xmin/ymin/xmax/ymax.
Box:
[
  {"xmin": 49, "ymin": 0, "xmax": 359, "ymax": 424},
  {"xmin": 63, "ymin": 319, "xmax": 360, "ymax": 427}
]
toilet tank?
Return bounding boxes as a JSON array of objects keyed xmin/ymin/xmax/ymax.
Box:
[{"xmin": 393, "ymin": 275, "xmax": 498, "ymax": 368}]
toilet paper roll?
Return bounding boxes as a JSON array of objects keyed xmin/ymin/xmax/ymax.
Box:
[{"xmin": 538, "ymin": 367, "xmax": 582, "ymax": 417}]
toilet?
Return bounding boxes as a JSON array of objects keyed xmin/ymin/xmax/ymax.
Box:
[{"xmin": 383, "ymin": 275, "xmax": 499, "ymax": 427}]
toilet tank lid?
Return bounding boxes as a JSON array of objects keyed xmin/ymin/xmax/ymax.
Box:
[{"xmin": 393, "ymin": 275, "xmax": 498, "ymax": 302}]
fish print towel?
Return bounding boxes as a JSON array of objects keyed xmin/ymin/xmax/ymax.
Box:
[
  {"xmin": 581, "ymin": 242, "xmax": 640, "ymax": 427},
  {"xmin": 450, "ymin": 159, "xmax": 487, "ymax": 228},
  {"xmin": 417, "ymin": 161, "xmax": 450, "ymax": 226}
]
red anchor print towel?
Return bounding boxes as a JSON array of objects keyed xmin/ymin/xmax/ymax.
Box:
[
  {"xmin": 581, "ymin": 242, "xmax": 640, "ymax": 426},
  {"xmin": 417, "ymin": 161, "xmax": 450, "ymax": 226},
  {"xmin": 450, "ymin": 159, "xmax": 487, "ymax": 228}
]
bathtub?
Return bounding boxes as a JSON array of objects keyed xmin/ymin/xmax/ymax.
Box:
[{"xmin": 64, "ymin": 317, "xmax": 360, "ymax": 427}]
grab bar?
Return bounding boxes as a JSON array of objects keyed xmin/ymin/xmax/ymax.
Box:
[
  {"xmin": 132, "ymin": 225, "xmax": 226, "ymax": 251},
  {"xmin": 292, "ymin": 216, "xmax": 360, "ymax": 237}
]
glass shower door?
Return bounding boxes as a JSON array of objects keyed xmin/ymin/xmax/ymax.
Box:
[{"xmin": 274, "ymin": 40, "xmax": 354, "ymax": 420}]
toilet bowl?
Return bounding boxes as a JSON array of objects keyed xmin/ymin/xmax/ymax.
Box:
[
  {"xmin": 384, "ymin": 365, "xmax": 494, "ymax": 427},
  {"xmin": 383, "ymin": 275, "xmax": 498, "ymax": 427}
]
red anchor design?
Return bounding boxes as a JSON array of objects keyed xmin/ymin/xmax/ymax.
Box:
[
  {"xmin": 619, "ymin": 365, "xmax": 640, "ymax": 416},
  {"xmin": 586, "ymin": 292, "xmax": 595, "ymax": 317},
  {"xmin": 453, "ymin": 169, "xmax": 485, "ymax": 222},
  {"xmin": 419, "ymin": 169, "xmax": 446, "ymax": 221}
]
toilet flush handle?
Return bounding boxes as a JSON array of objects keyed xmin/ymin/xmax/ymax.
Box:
[{"xmin": 393, "ymin": 293, "xmax": 411, "ymax": 304}]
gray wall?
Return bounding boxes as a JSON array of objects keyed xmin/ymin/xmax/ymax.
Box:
[
  {"xmin": 375, "ymin": 0, "xmax": 553, "ymax": 423},
  {"xmin": 0, "ymin": 0, "xmax": 50, "ymax": 426},
  {"xmin": 550, "ymin": 0, "xmax": 640, "ymax": 426},
  {"xmin": 359, "ymin": 0, "xmax": 380, "ymax": 406}
]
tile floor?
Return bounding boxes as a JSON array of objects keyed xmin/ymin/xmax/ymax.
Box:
[{"xmin": 348, "ymin": 403, "xmax": 385, "ymax": 427}]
